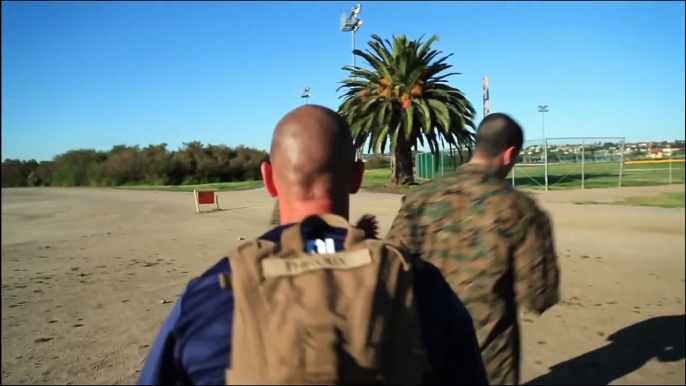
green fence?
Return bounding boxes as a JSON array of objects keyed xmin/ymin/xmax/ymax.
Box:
[
  {"xmin": 415, "ymin": 151, "xmax": 471, "ymax": 179},
  {"xmin": 415, "ymin": 137, "xmax": 685, "ymax": 190}
]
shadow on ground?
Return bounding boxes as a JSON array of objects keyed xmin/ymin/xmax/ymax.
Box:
[{"xmin": 526, "ymin": 314, "xmax": 685, "ymax": 385}]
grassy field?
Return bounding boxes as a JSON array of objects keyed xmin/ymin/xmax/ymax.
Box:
[
  {"xmin": 354, "ymin": 168, "xmax": 423, "ymax": 194},
  {"xmin": 117, "ymin": 180, "xmax": 265, "ymax": 192},
  {"xmin": 616, "ymin": 192, "xmax": 685, "ymax": 208},
  {"xmin": 117, "ymin": 162, "xmax": 684, "ymax": 194},
  {"xmin": 577, "ymin": 192, "xmax": 685, "ymax": 208},
  {"xmin": 116, "ymin": 169, "xmax": 407, "ymax": 193},
  {"xmin": 507, "ymin": 161, "xmax": 685, "ymax": 190}
]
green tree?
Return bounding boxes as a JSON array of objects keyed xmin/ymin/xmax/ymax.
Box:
[
  {"xmin": 102, "ymin": 145, "xmax": 144, "ymax": 185},
  {"xmin": 34, "ymin": 161, "xmax": 54, "ymax": 186},
  {"xmin": 140, "ymin": 144, "xmax": 172, "ymax": 184},
  {"xmin": 1, "ymin": 159, "xmax": 26, "ymax": 187},
  {"xmin": 337, "ymin": 34, "xmax": 476, "ymax": 185},
  {"xmin": 1, "ymin": 142, "xmax": 269, "ymax": 188},
  {"xmin": 51, "ymin": 150, "xmax": 105, "ymax": 186}
]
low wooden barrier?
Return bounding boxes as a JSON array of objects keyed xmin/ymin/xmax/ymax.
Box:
[{"xmin": 193, "ymin": 189, "xmax": 220, "ymax": 213}]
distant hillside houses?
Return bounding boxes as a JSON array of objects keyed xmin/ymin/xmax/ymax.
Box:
[
  {"xmin": 358, "ymin": 140, "xmax": 684, "ymax": 164},
  {"xmin": 521, "ymin": 140, "xmax": 684, "ymax": 160}
]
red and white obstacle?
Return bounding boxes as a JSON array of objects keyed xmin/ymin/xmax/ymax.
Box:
[{"xmin": 193, "ymin": 189, "xmax": 220, "ymax": 213}]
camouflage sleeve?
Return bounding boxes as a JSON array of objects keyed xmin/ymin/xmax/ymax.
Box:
[
  {"xmin": 513, "ymin": 205, "xmax": 561, "ymax": 314},
  {"xmin": 268, "ymin": 200, "xmax": 280, "ymax": 227},
  {"xmin": 386, "ymin": 195, "xmax": 424, "ymax": 255}
]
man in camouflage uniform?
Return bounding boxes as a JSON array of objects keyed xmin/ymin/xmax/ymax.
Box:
[{"xmin": 386, "ymin": 113, "xmax": 561, "ymax": 385}]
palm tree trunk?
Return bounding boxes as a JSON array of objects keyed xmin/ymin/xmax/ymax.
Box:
[
  {"xmin": 392, "ymin": 143, "xmax": 414, "ymax": 185},
  {"xmin": 390, "ymin": 154, "xmax": 396, "ymax": 181}
]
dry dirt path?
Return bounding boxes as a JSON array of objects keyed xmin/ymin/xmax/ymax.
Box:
[{"xmin": 2, "ymin": 186, "xmax": 684, "ymax": 384}]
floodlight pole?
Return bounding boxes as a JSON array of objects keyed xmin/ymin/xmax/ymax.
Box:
[
  {"xmin": 352, "ymin": 27, "xmax": 358, "ymax": 77},
  {"xmin": 341, "ymin": 4, "xmax": 363, "ymax": 161},
  {"xmin": 538, "ymin": 105, "xmax": 549, "ymax": 191},
  {"xmin": 352, "ymin": 24, "xmax": 361, "ymax": 161}
]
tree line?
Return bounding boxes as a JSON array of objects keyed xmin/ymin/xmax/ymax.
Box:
[
  {"xmin": 5, "ymin": 33, "xmax": 473, "ymax": 188},
  {"xmin": 1, "ymin": 142, "xmax": 269, "ymax": 188}
]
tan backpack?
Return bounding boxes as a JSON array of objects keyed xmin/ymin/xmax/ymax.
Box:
[{"xmin": 220, "ymin": 214, "xmax": 429, "ymax": 385}]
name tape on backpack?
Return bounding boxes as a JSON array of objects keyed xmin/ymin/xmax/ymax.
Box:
[{"xmin": 261, "ymin": 249, "xmax": 373, "ymax": 278}]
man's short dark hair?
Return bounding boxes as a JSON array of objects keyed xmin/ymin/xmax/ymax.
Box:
[{"xmin": 473, "ymin": 113, "xmax": 524, "ymax": 158}]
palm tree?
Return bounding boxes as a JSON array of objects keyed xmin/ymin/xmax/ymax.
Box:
[{"xmin": 337, "ymin": 34, "xmax": 476, "ymax": 185}]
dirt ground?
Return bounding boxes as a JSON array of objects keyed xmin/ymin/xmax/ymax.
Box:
[{"xmin": 2, "ymin": 184, "xmax": 684, "ymax": 385}]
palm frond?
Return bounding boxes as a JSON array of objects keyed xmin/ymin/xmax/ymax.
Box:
[{"xmin": 338, "ymin": 33, "xmax": 475, "ymax": 177}]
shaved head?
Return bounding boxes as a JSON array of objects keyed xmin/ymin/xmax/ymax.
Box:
[
  {"xmin": 474, "ymin": 113, "xmax": 524, "ymax": 158},
  {"xmin": 469, "ymin": 112, "xmax": 523, "ymax": 178},
  {"xmin": 262, "ymin": 105, "xmax": 363, "ymax": 223}
]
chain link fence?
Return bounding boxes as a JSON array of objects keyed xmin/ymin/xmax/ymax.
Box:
[
  {"xmin": 415, "ymin": 137, "xmax": 685, "ymax": 190},
  {"xmin": 415, "ymin": 150, "xmax": 470, "ymax": 179}
]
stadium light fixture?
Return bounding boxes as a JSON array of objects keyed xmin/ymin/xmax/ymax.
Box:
[
  {"xmin": 341, "ymin": 4, "xmax": 363, "ymax": 160},
  {"xmin": 537, "ymin": 105, "xmax": 549, "ymax": 191},
  {"xmin": 301, "ymin": 87, "xmax": 311, "ymax": 104}
]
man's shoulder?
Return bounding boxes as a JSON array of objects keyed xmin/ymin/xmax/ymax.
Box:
[
  {"xmin": 404, "ymin": 165, "xmax": 511, "ymax": 199},
  {"xmin": 180, "ymin": 257, "xmax": 233, "ymax": 319},
  {"xmin": 399, "ymin": 173, "xmax": 517, "ymax": 218},
  {"xmin": 187, "ymin": 257, "xmax": 231, "ymax": 288},
  {"xmin": 396, "ymin": 176, "xmax": 465, "ymax": 212},
  {"xmin": 437, "ymin": 168, "xmax": 544, "ymax": 215},
  {"xmin": 507, "ymin": 189, "xmax": 549, "ymax": 222}
]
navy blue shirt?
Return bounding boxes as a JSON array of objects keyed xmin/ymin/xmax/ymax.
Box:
[{"xmin": 138, "ymin": 224, "xmax": 488, "ymax": 385}]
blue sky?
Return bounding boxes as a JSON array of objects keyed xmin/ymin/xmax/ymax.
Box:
[{"xmin": 2, "ymin": 1, "xmax": 684, "ymax": 161}]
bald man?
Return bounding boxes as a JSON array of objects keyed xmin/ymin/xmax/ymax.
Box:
[{"xmin": 139, "ymin": 105, "xmax": 487, "ymax": 385}]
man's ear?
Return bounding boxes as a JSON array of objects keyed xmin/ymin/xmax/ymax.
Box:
[
  {"xmin": 350, "ymin": 160, "xmax": 365, "ymax": 194},
  {"xmin": 503, "ymin": 146, "xmax": 519, "ymax": 165},
  {"xmin": 261, "ymin": 161, "xmax": 278, "ymax": 198}
]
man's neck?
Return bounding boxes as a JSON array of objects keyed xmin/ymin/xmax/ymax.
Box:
[
  {"xmin": 467, "ymin": 156, "xmax": 503, "ymax": 178},
  {"xmin": 279, "ymin": 199, "xmax": 349, "ymax": 225}
]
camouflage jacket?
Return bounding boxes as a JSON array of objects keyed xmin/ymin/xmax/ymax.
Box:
[{"xmin": 386, "ymin": 163, "xmax": 561, "ymax": 385}]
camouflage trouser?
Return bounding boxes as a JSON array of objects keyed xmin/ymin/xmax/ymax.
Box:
[{"xmin": 268, "ymin": 200, "xmax": 280, "ymax": 227}]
